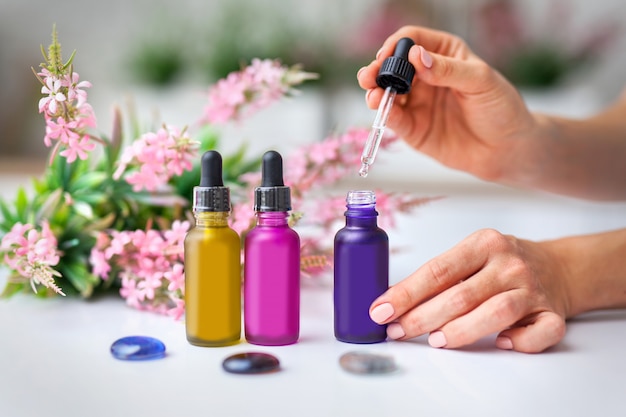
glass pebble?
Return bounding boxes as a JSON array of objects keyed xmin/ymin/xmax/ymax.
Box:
[
  {"xmin": 110, "ymin": 336, "xmax": 166, "ymax": 361},
  {"xmin": 339, "ymin": 351, "xmax": 398, "ymax": 375},
  {"xmin": 222, "ymin": 352, "xmax": 280, "ymax": 374}
]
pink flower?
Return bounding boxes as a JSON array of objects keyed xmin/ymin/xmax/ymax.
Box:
[
  {"xmin": 39, "ymin": 76, "xmax": 66, "ymax": 115},
  {"xmin": 0, "ymin": 221, "xmax": 64, "ymax": 296},
  {"xmin": 104, "ymin": 231, "xmax": 132, "ymax": 259},
  {"xmin": 58, "ymin": 134, "xmax": 97, "ymax": 163},
  {"xmin": 137, "ymin": 272, "xmax": 163, "ymax": 301},
  {"xmin": 76, "ymin": 103, "xmax": 97, "ymax": 129},
  {"xmin": 89, "ymin": 247, "xmax": 110, "ymax": 279},
  {"xmin": 45, "ymin": 117, "xmax": 80, "ymax": 146},
  {"xmin": 164, "ymin": 220, "xmax": 190, "ymax": 248},
  {"xmin": 114, "ymin": 126, "xmax": 199, "ymax": 192},
  {"xmin": 164, "ymin": 263, "xmax": 185, "ymax": 293},
  {"xmin": 230, "ymin": 201, "xmax": 256, "ymax": 235},
  {"xmin": 169, "ymin": 301, "xmax": 185, "ymax": 320},
  {"xmin": 200, "ymin": 58, "xmax": 317, "ymax": 125},
  {"xmin": 36, "ymin": 58, "xmax": 98, "ymax": 163},
  {"xmin": 120, "ymin": 273, "xmax": 142, "ymax": 308},
  {"xmin": 167, "ymin": 298, "xmax": 185, "ymax": 321},
  {"xmin": 64, "ymin": 72, "xmax": 92, "ymax": 108},
  {"xmin": 91, "ymin": 224, "xmax": 187, "ymax": 315}
]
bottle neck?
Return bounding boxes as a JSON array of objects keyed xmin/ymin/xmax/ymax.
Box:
[
  {"xmin": 256, "ymin": 211, "xmax": 289, "ymax": 227},
  {"xmin": 194, "ymin": 211, "xmax": 230, "ymax": 227},
  {"xmin": 345, "ymin": 205, "xmax": 378, "ymax": 227}
]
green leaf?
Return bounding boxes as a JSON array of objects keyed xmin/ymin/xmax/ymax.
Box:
[
  {"xmin": 32, "ymin": 177, "xmax": 48, "ymax": 194},
  {"xmin": 195, "ymin": 125, "xmax": 220, "ymax": 151},
  {"xmin": 59, "ymin": 238, "xmax": 81, "ymax": 250},
  {"xmin": 1, "ymin": 281, "xmax": 26, "ymax": 298},
  {"xmin": 74, "ymin": 192, "xmax": 108, "ymax": 206},
  {"xmin": 35, "ymin": 188, "xmax": 63, "ymax": 223},
  {"xmin": 15, "ymin": 187, "xmax": 29, "ymax": 214},
  {"xmin": 72, "ymin": 201, "xmax": 94, "ymax": 219},
  {"xmin": 223, "ymin": 143, "xmax": 248, "ymax": 170},
  {"xmin": 0, "ymin": 198, "xmax": 15, "ymax": 228},
  {"xmin": 70, "ymin": 171, "xmax": 107, "ymax": 191},
  {"xmin": 83, "ymin": 212, "xmax": 116, "ymax": 233},
  {"xmin": 107, "ymin": 106, "xmax": 123, "ymax": 168},
  {"xmin": 59, "ymin": 261, "xmax": 99, "ymax": 298}
]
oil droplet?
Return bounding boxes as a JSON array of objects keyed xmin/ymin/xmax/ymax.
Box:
[{"xmin": 358, "ymin": 163, "xmax": 369, "ymax": 178}]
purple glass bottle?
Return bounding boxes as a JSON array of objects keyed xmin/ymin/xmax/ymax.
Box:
[
  {"xmin": 334, "ymin": 190, "xmax": 389, "ymax": 343},
  {"xmin": 244, "ymin": 150, "xmax": 300, "ymax": 346}
]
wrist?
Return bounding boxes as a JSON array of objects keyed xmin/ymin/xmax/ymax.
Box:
[
  {"xmin": 500, "ymin": 112, "xmax": 558, "ymax": 189},
  {"xmin": 542, "ymin": 230, "xmax": 626, "ymax": 318}
]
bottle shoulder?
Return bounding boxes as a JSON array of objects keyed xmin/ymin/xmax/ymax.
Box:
[
  {"xmin": 246, "ymin": 224, "xmax": 300, "ymax": 242},
  {"xmin": 334, "ymin": 226, "xmax": 388, "ymax": 243},
  {"xmin": 185, "ymin": 225, "xmax": 240, "ymax": 243}
]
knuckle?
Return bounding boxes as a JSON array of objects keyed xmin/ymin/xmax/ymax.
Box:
[
  {"xmin": 492, "ymin": 295, "xmax": 523, "ymax": 323},
  {"xmin": 447, "ymin": 288, "xmax": 474, "ymax": 314},
  {"xmin": 476, "ymin": 228, "xmax": 510, "ymax": 251},
  {"xmin": 445, "ymin": 33, "xmax": 468, "ymax": 54},
  {"xmin": 472, "ymin": 60, "xmax": 494, "ymax": 82},
  {"xmin": 505, "ymin": 257, "xmax": 533, "ymax": 281},
  {"xmin": 426, "ymin": 258, "xmax": 455, "ymax": 287},
  {"xmin": 389, "ymin": 283, "xmax": 417, "ymax": 310},
  {"xmin": 545, "ymin": 314, "xmax": 567, "ymax": 340}
]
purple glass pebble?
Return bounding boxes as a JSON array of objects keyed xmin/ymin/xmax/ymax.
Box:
[
  {"xmin": 222, "ymin": 352, "xmax": 280, "ymax": 374},
  {"xmin": 110, "ymin": 336, "xmax": 166, "ymax": 361}
]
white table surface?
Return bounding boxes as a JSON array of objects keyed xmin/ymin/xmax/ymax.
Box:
[{"xmin": 1, "ymin": 173, "xmax": 626, "ymax": 417}]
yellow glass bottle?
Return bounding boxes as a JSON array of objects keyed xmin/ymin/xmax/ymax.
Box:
[{"xmin": 184, "ymin": 151, "xmax": 241, "ymax": 347}]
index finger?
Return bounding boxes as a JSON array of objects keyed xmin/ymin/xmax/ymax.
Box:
[
  {"xmin": 360, "ymin": 26, "xmax": 451, "ymax": 88},
  {"xmin": 381, "ymin": 26, "xmax": 470, "ymax": 58},
  {"xmin": 370, "ymin": 229, "xmax": 495, "ymax": 323}
]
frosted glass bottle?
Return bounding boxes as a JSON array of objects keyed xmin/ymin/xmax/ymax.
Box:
[
  {"xmin": 244, "ymin": 151, "xmax": 300, "ymax": 346},
  {"xmin": 334, "ymin": 190, "xmax": 389, "ymax": 343},
  {"xmin": 184, "ymin": 151, "xmax": 241, "ymax": 347}
]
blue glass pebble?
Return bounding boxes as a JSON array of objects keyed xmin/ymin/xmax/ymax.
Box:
[
  {"xmin": 110, "ymin": 336, "xmax": 166, "ymax": 361},
  {"xmin": 222, "ymin": 352, "xmax": 280, "ymax": 374}
]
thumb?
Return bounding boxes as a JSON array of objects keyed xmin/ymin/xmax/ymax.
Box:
[
  {"xmin": 496, "ymin": 312, "xmax": 566, "ymax": 353},
  {"xmin": 410, "ymin": 45, "xmax": 501, "ymax": 96}
]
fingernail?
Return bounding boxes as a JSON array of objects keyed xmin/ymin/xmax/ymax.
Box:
[
  {"xmin": 496, "ymin": 336, "xmax": 513, "ymax": 350},
  {"xmin": 365, "ymin": 88, "xmax": 374, "ymax": 102},
  {"xmin": 370, "ymin": 303, "xmax": 394, "ymax": 323},
  {"xmin": 419, "ymin": 46, "xmax": 433, "ymax": 69},
  {"xmin": 387, "ymin": 323, "xmax": 405, "ymax": 339},
  {"xmin": 428, "ymin": 331, "xmax": 447, "ymax": 348},
  {"xmin": 357, "ymin": 66, "xmax": 366, "ymax": 78},
  {"xmin": 376, "ymin": 47, "xmax": 384, "ymax": 60}
]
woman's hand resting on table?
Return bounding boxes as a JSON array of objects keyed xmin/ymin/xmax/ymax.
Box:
[
  {"xmin": 369, "ymin": 229, "xmax": 569, "ymax": 353},
  {"xmin": 369, "ymin": 228, "xmax": 626, "ymax": 353}
]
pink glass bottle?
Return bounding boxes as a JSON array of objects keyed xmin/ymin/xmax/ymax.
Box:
[{"xmin": 244, "ymin": 150, "xmax": 300, "ymax": 346}]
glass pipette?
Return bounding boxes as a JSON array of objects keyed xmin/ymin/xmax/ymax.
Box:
[
  {"xmin": 358, "ymin": 37, "xmax": 416, "ymax": 178},
  {"xmin": 359, "ymin": 86, "xmax": 396, "ymax": 177}
]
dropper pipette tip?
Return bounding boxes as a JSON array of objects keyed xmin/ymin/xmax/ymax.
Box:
[{"xmin": 358, "ymin": 163, "xmax": 369, "ymax": 178}]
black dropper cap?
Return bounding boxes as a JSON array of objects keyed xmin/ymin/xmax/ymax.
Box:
[
  {"xmin": 193, "ymin": 150, "xmax": 230, "ymax": 212},
  {"xmin": 254, "ymin": 150, "xmax": 291, "ymax": 212},
  {"xmin": 376, "ymin": 37, "xmax": 416, "ymax": 95}
]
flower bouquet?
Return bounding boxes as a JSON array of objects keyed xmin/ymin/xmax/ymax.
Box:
[{"xmin": 0, "ymin": 27, "xmax": 433, "ymax": 318}]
